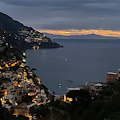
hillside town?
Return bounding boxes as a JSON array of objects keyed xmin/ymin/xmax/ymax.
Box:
[
  {"xmin": 63, "ymin": 69, "xmax": 120, "ymax": 103},
  {"xmin": 0, "ymin": 39, "xmax": 54, "ymax": 120},
  {"xmin": 0, "ymin": 13, "xmax": 119, "ymax": 118},
  {"xmin": 18, "ymin": 27, "xmax": 58, "ymax": 50},
  {"xmin": 1, "ymin": 37, "xmax": 120, "ymax": 120}
]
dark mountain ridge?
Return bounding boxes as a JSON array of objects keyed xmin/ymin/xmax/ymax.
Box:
[
  {"xmin": 0, "ymin": 12, "xmax": 24, "ymax": 32},
  {"xmin": 0, "ymin": 12, "xmax": 62, "ymax": 51}
]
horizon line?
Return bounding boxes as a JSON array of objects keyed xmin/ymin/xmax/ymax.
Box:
[{"xmin": 37, "ymin": 29, "xmax": 120, "ymax": 37}]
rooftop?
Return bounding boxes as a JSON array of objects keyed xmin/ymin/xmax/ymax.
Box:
[{"xmin": 107, "ymin": 72, "xmax": 117, "ymax": 75}]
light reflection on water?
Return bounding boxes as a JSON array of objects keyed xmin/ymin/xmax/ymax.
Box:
[{"xmin": 26, "ymin": 39, "xmax": 120, "ymax": 94}]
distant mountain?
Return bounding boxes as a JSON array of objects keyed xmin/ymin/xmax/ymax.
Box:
[
  {"xmin": 0, "ymin": 12, "xmax": 62, "ymax": 51},
  {"xmin": 43, "ymin": 33, "xmax": 120, "ymax": 39}
]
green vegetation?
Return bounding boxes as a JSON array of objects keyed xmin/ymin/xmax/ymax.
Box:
[
  {"xmin": 66, "ymin": 89, "xmax": 91, "ymax": 108},
  {"xmin": 47, "ymin": 81, "xmax": 120, "ymax": 120},
  {"xmin": 0, "ymin": 101, "xmax": 28, "ymax": 120},
  {"xmin": 0, "ymin": 78, "xmax": 10, "ymax": 85},
  {"xmin": 22, "ymin": 95, "xmax": 33, "ymax": 103},
  {"xmin": 36, "ymin": 105, "xmax": 50, "ymax": 120},
  {"xmin": 16, "ymin": 81, "xmax": 120, "ymax": 120}
]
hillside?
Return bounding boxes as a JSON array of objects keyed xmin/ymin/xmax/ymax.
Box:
[
  {"xmin": 0, "ymin": 12, "xmax": 62, "ymax": 51},
  {"xmin": 0, "ymin": 12, "xmax": 24, "ymax": 32}
]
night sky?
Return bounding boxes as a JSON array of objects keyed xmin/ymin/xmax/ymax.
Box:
[{"xmin": 0, "ymin": 0, "xmax": 120, "ymax": 36}]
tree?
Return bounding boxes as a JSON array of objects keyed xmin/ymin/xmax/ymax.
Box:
[
  {"xmin": 31, "ymin": 68, "xmax": 37, "ymax": 71},
  {"xmin": 0, "ymin": 101, "xmax": 4, "ymax": 120},
  {"xmin": 108, "ymin": 112, "xmax": 120, "ymax": 120},
  {"xmin": 77, "ymin": 89, "xmax": 91, "ymax": 107},
  {"xmin": 36, "ymin": 105, "xmax": 50, "ymax": 120},
  {"xmin": 22, "ymin": 95, "xmax": 32, "ymax": 103},
  {"xmin": 66, "ymin": 89, "xmax": 91, "ymax": 108}
]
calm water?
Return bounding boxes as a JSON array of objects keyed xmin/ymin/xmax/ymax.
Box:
[{"xmin": 26, "ymin": 39, "xmax": 120, "ymax": 94}]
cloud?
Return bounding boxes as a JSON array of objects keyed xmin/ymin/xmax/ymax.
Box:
[
  {"xmin": 0, "ymin": 0, "xmax": 120, "ymax": 6},
  {"xmin": 0, "ymin": 0, "xmax": 120, "ymax": 31}
]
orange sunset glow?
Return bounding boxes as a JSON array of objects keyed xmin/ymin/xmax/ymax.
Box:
[{"xmin": 37, "ymin": 29, "xmax": 120, "ymax": 37}]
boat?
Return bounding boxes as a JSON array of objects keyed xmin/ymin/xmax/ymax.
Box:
[
  {"xmin": 67, "ymin": 80, "xmax": 73, "ymax": 83},
  {"xmin": 58, "ymin": 84, "xmax": 62, "ymax": 87}
]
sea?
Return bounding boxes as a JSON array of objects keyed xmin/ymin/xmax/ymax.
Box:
[{"xmin": 26, "ymin": 39, "xmax": 120, "ymax": 95}]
